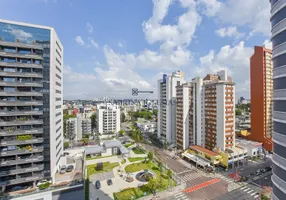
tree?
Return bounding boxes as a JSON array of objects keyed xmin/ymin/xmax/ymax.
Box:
[
  {"xmin": 64, "ymin": 141, "xmax": 69, "ymax": 149},
  {"xmin": 120, "ymin": 113, "xmax": 126, "ymax": 123},
  {"xmin": 153, "ymin": 109, "xmax": 158, "ymax": 116},
  {"xmin": 147, "ymin": 151, "xmax": 153, "ymax": 162},
  {"xmin": 118, "ymin": 129, "xmax": 126, "ymax": 136},
  {"xmin": 236, "ymin": 109, "xmax": 242, "ymax": 116},
  {"xmin": 148, "ymin": 177, "xmax": 158, "ymax": 194},
  {"xmin": 132, "ymin": 128, "xmax": 142, "ymax": 147},
  {"xmin": 90, "ymin": 113, "xmax": 97, "ymax": 130}
]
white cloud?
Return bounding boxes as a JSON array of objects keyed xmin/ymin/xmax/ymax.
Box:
[
  {"xmin": 196, "ymin": 41, "xmax": 253, "ymax": 97},
  {"xmin": 88, "ymin": 37, "xmax": 99, "ymax": 48},
  {"xmin": 199, "ymin": 0, "xmax": 271, "ymax": 37},
  {"xmin": 86, "ymin": 22, "xmax": 93, "ymax": 33},
  {"xmin": 263, "ymin": 39, "xmax": 273, "ymax": 50},
  {"xmin": 118, "ymin": 42, "xmax": 123, "ymax": 48},
  {"xmin": 74, "ymin": 36, "xmax": 85, "ymax": 45},
  {"xmin": 215, "ymin": 26, "xmax": 244, "ymax": 39}
]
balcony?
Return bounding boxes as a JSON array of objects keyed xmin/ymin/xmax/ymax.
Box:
[
  {"xmin": 0, "ymin": 100, "xmax": 43, "ymax": 106},
  {"xmin": 0, "ymin": 173, "xmax": 44, "ymax": 186},
  {"xmin": 0, "ymin": 51, "xmax": 43, "ymax": 60},
  {"xmin": 0, "ymin": 156, "xmax": 44, "ymax": 167},
  {"xmin": 0, "ymin": 91, "xmax": 43, "ymax": 97},
  {"xmin": 0, "ymin": 119, "xmax": 43, "ymax": 127},
  {"xmin": 0, "ymin": 81, "xmax": 43, "ymax": 87},
  {"xmin": 0, "ymin": 128, "xmax": 43, "ymax": 136},
  {"xmin": 0, "ymin": 138, "xmax": 44, "ymax": 146},
  {"xmin": 0, "ymin": 146, "xmax": 44, "ymax": 156},
  {"xmin": 0, "ymin": 71, "xmax": 43, "ymax": 78},
  {"xmin": 0, "ymin": 110, "xmax": 43, "ymax": 117},
  {"xmin": 0, "ymin": 164, "xmax": 44, "ymax": 177},
  {"xmin": 0, "ymin": 61, "xmax": 43, "ymax": 69},
  {"xmin": 0, "ymin": 40, "xmax": 43, "ymax": 50}
]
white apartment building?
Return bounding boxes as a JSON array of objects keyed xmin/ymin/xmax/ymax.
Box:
[
  {"xmin": 66, "ymin": 117, "xmax": 92, "ymax": 141},
  {"xmin": 176, "ymin": 78, "xmax": 203, "ymax": 150},
  {"xmin": 97, "ymin": 104, "xmax": 120, "ymax": 134},
  {"xmin": 157, "ymin": 71, "xmax": 185, "ymax": 144},
  {"xmin": 0, "ymin": 19, "xmax": 63, "ymax": 191}
]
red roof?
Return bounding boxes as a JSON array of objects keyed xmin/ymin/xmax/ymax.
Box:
[{"xmin": 189, "ymin": 145, "xmax": 219, "ymax": 157}]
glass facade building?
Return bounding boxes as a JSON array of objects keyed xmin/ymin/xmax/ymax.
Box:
[
  {"xmin": 0, "ymin": 19, "xmax": 63, "ymax": 192},
  {"xmin": 270, "ymin": 0, "xmax": 286, "ymax": 199}
]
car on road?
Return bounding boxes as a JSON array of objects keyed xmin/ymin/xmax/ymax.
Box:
[
  {"xmin": 265, "ymin": 166, "xmax": 272, "ymax": 172},
  {"xmin": 255, "ymin": 169, "xmax": 262, "ymax": 176},
  {"xmin": 95, "ymin": 180, "xmax": 101, "ymax": 189},
  {"xmin": 59, "ymin": 165, "xmax": 66, "ymax": 174},
  {"xmin": 66, "ymin": 165, "xmax": 74, "ymax": 172},
  {"xmin": 107, "ymin": 179, "xmax": 113, "ymax": 186}
]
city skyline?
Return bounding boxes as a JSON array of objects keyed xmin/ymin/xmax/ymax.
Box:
[{"xmin": 0, "ymin": 0, "xmax": 272, "ymax": 100}]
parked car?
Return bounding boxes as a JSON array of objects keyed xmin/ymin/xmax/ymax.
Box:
[
  {"xmin": 265, "ymin": 166, "xmax": 272, "ymax": 172},
  {"xmin": 59, "ymin": 165, "xmax": 66, "ymax": 174},
  {"xmin": 66, "ymin": 165, "xmax": 74, "ymax": 172},
  {"xmin": 95, "ymin": 180, "xmax": 101, "ymax": 189},
  {"xmin": 255, "ymin": 169, "xmax": 262, "ymax": 176},
  {"xmin": 107, "ymin": 179, "xmax": 113, "ymax": 186}
]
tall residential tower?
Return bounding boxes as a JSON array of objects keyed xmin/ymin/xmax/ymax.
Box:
[
  {"xmin": 157, "ymin": 71, "xmax": 185, "ymax": 144},
  {"xmin": 0, "ymin": 19, "xmax": 63, "ymax": 191},
  {"xmin": 250, "ymin": 46, "xmax": 273, "ymax": 151},
  {"xmin": 270, "ymin": 0, "xmax": 286, "ymax": 199}
]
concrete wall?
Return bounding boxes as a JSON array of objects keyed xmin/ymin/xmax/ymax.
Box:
[{"xmin": 216, "ymin": 84, "xmax": 226, "ymax": 151}]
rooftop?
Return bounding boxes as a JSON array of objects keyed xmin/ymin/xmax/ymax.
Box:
[{"xmin": 189, "ymin": 145, "xmax": 219, "ymax": 157}]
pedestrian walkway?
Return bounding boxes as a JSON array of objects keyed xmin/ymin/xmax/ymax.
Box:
[
  {"xmin": 184, "ymin": 178, "xmax": 221, "ymax": 193},
  {"xmin": 172, "ymin": 192, "xmax": 189, "ymax": 200},
  {"xmin": 178, "ymin": 172, "xmax": 202, "ymax": 183},
  {"xmin": 239, "ymin": 186, "xmax": 260, "ymax": 199}
]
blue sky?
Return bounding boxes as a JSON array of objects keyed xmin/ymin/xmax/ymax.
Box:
[{"xmin": 0, "ymin": 0, "xmax": 272, "ymax": 100}]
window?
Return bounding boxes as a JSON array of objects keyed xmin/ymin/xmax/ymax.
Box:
[
  {"xmin": 272, "ymin": 6, "xmax": 286, "ymax": 27},
  {"xmin": 56, "ymin": 105, "xmax": 61, "ymax": 109},
  {"xmin": 56, "ymin": 82, "xmax": 61, "ymax": 87},
  {"xmin": 56, "ymin": 66, "xmax": 61, "ymax": 73},
  {"xmin": 34, "ymin": 60, "xmax": 41, "ymax": 64},
  {"xmin": 56, "ymin": 58, "xmax": 61, "ymax": 66},
  {"xmin": 56, "ymin": 98, "xmax": 61, "ymax": 101},
  {"xmin": 56, "ymin": 119, "xmax": 61, "ymax": 125},
  {"xmin": 56, "ymin": 74, "xmax": 61, "ymax": 80},
  {"xmin": 56, "ymin": 133, "xmax": 61, "ymax": 141},
  {"xmin": 4, "ymin": 87, "xmax": 15, "ymax": 92},
  {"xmin": 273, "ymin": 77, "xmax": 286, "ymax": 90},
  {"xmin": 56, "ymin": 126, "xmax": 61, "ymax": 133},
  {"xmin": 3, "ymin": 68, "xmax": 16, "ymax": 72},
  {"xmin": 56, "ymin": 49, "xmax": 62, "ymax": 58},
  {"xmin": 56, "ymin": 140, "xmax": 62, "ymax": 151},
  {"xmin": 56, "ymin": 41, "xmax": 62, "ymax": 52},
  {"xmin": 3, "ymin": 58, "xmax": 16, "ymax": 63},
  {"xmin": 56, "ymin": 112, "xmax": 61, "ymax": 117},
  {"xmin": 56, "ymin": 90, "xmax": 61, "ymax": 94}
]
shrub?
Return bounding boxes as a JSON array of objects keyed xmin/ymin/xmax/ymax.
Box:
[
  {"xmin": 17, "ymin": 135, "xmax": 32, "ymax": 141},
  {"xmin": 38, "ymin": 182, "xmax": 50, "ymax": 190}
]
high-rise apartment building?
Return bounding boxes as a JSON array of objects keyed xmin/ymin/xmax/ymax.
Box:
[
  {"xmin": 157, "ymin": 71, "xmax": 185, "ymax": 144},
  {"xmin": 176, "ymin": 78, "xmax": 203, "ymax": 150},
  {"xmin": 66, "ymin": 117, "xmax": 92, "ymax": 141},
  {"xmin": 249, "ymin": 46, "xmax": 273, "ymax": 151},
  {"xmin": 270, "ymin": 0, "xmax": 286, "ymax": 199},
  {"xmin": 203, "ymin": 70, "xmax": 235, "ymax": 152},
  {"xmin": 0, "ymin": 19, "xmax": 63, "ymax": 191},
  {"xmin": 97, "ymin": 104, "xmax": 120, "ymax": 134}
]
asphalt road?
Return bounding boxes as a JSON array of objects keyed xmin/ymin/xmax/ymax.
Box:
[
  {"xmin": 238, "ymin": 158, "xmax": 272, "ymax": 177},
  {"xmin": 216, "ymin": 183, "xmax": 261, "ymax": 200}
]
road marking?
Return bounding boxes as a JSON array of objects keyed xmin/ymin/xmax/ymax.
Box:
[
  {"xmin": 250, "ymin": 192, "xmax": 256, "ymax": 196},
  {"xmin": 243, "ymin": 188, "xmax": 250, "ymax": 192},
  {"xmin": 240, "ymin": 186, "xmax": 247, "ymax": 190},
  {"xmin": 247, "ymin": 190, "xmax": 253, "ymax": 194},
  {"xmin": 254, "ymin": 195, "xmax": 259, "ymax": 198}
]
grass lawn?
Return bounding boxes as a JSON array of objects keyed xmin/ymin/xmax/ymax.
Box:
[
  {"xmin": 124, "ymin": 143, "xmax": 134, "ymax": 148},
  {"xmin": 132, "ymin": 147, "xmax": 145, "ymax": 154},
  {"xmin": 87, "ymin": 162, "xmax": 119, "ymax": 178},
  {"xmin": 114, "ymin": 161, "xmax": 176, "ymax": 200},
  {"xmin": 86, "ymin": 155, "xmax": 115, "ymax": 160},
  {"xmin": 128, "ymin": 157, "xmax": 145, "ymax": 163}
]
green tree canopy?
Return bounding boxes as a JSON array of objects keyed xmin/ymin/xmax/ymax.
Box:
[{"xmin": 90, "ymin": 113, "xmax": 97, "ymax": 130}]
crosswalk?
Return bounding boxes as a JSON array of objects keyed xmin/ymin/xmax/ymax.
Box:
[
  {"xmin": 173, "ymin": 192, "xmax": 189, "ymax": 200},
  {"xmin": 178, "ymin": 172, "xmax": 201, "ymax": 182},
  {"xmin": 239, "ymin": 186, "xmax": 260, "ymax": 199},
  {"xmin": 217, "ymin": 174, "xmax": 236, "ymax": 183}
]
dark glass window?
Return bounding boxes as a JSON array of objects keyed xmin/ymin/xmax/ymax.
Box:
[
  {"xmin": 271, "ymin": 6, "xmax": 286, "ymax": 27},
  {"xmin": 274, "ymin": 121, "xmax": 286, "ymax": 136},
  {"xmin": 271, "ymin": 0, "xmax": 279, "ymax": 6},
  {"xmin": 273, "ymin": 53, "xmax": 286, "ymax": 68},
  {"xmin": 274, "ymin": 143, "xmax": 286, "ymax": 159},
  {"xmin": 274, "ymin": 100, "xmax": 286, "ymax": 112},
  {"xmin": 3, "ymin": 58, "xmax": 15, "ymax": 63},
  {"xmin": 272, "ymin": 29, "xmax": 286, "ymax": 48},
  {"xmin": 274, "ymin": 77, "xmax": 286, "ymax": 90}
]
